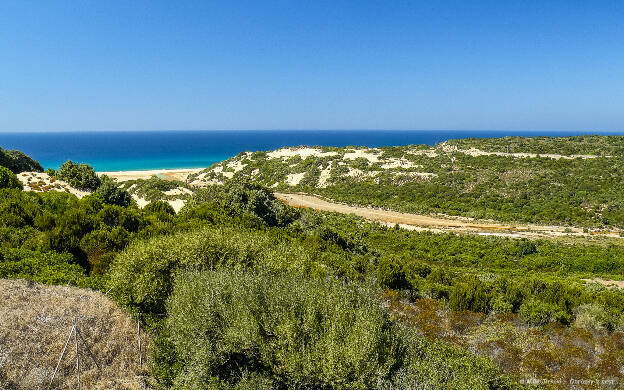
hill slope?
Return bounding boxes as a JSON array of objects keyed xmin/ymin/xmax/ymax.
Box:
[{"xmin": 189, "ymin": 135, "xmax": 624, "ymax": 228}]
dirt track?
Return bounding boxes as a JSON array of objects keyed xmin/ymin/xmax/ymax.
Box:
[{"xmin": 275, "ymin": 193, "xmax": 622, "ymax": 240}]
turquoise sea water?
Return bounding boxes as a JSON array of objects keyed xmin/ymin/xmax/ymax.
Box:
[{"xmin": 0, "ymin": 130, "xmax": 621, "ymax": 171}]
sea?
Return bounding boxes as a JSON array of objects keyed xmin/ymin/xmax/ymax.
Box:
[{"xmin": 0, "ymin": 130, "xmax": 621, "ymax": 171}]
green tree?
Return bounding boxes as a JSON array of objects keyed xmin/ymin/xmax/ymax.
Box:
[
  {"xmin": 0, "ymin": 166, "xmax": 22, "ymax": 190},
  {"xmin": 57, "ymin": 160, "xmax": 101, "ymax": 191},
  {"xmin": 0, "ymin": 147, "xmax": 43, "ymax": 173},
  {"xmin": 95, "ymin": 175, "xmax": 131, "ymax": 206}
]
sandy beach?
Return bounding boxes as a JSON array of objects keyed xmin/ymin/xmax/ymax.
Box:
[{"xmin": 98, "ymin": 167, "xmax": 205, "ymax": 182}]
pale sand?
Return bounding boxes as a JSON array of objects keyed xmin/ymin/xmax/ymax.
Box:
[
  {"xmin": 440, "ymin": 143, "xmax": 606, "ymax": 160},
  {"xmin": 286, "ymin": 172, "xmax": 306, "ymax": 186},
  {"xmin": 267, "ymin": 147, "xmax": 338, "ymax": 159},
  {"xmin": 342, "ymin": 148, "xmax": 381, "ymax": 163},
  {"xmin": 17, "ymin": 172, "xmax": 91, "ymax": 198},
  {"xmin": 98, "ymin": 168, "xmax": 205, "ymax": 182}
]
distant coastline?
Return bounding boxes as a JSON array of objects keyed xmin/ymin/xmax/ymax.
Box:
[{"xmin": 2, "ymin": 129, "xmax": 623, "ymax": 171}]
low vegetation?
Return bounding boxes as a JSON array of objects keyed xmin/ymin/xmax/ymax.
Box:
[{"xmin": 0, "ymin": 166, "xmax": 23, "ymax": 190}]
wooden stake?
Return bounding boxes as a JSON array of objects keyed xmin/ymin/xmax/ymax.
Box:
[
  {"xmin": 74, "ymin": 319, "xmax": 80, "ymax": 390},
  {"xmin": 137, "ymin": 312, "xmax": 142, "ymax": 368},
  {"xmin": 48, "ymin": 325, "xmax": 74, "ymax": 389}
]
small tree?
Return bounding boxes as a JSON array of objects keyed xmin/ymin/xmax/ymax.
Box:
[
  {"xmin": 0, "ymin": 166, "xmax": 22, "ymax": 190},
  {"xmin": 95, "ymin": 175, "xmax": 131, "ymax": 207},
  {"xmin": 57, "ymin": 161, "xmax": 101, "ymax": 191},
  {"xmin": 144, "ymin": 200, "xmax": 176, "ymax": 216}
]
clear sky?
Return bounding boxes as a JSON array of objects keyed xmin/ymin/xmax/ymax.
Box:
[{"xmin": 1, "ymin": 1, "xmax": 622, "ymax": 132}]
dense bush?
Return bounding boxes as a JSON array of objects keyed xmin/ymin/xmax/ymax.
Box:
[
  {"xmin": 182, "ymin": 181, "xmax": 300, "ymax": 227},
  {"xmin": 157, "ymin": 269, "xmax": 517, "ymax": 389},
  {"xmin": 0, "ymin": 186, "xmax": 174, "ymax": 275},
  {"xmin": 107, "ymin": 225, "xmax": 356, "ymax": 315},
  {"xmin": 378, "ymin": 257, "xmax": 408, "ymax": 290},
  {"xmin": 449, "ymin": 277, "xmax": 491, "ymax": 313},
  {"xmin": 95, "ymin": 175, "xmax": 132, "ymax": 206},
  {"xmin": 162, "ymin": 270, "xmax": 404, "ymax": 389},
  {"xmin": 519, "ymin": 298, "xmax": 560, "ymax": 326},
  {"xmin": 0, "ymin": 166, "xmax": 22, "ymax": 190},
  {"xmin": 0, "ymin": 247, "xmax": 85, "ymax": 284},
  {"xmin": 573, "ymin": 303, "xmax": 614, "ymax": 331},
  {"xmin": 57, "ymin": 160, "xmax": 101, "ymax": 191},
  {"xmin": 144, "ymin": 200, "xmax": 176, "ymax": 216}
]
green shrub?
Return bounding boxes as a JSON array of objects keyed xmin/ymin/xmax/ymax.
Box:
[
  {"xmin": 95, "ymin": 175, "xmax": 131, "ymax": 206},
  {"xmin": 182, "ymin": 181, "xmax": 299, "ymax": 227},
  {"xmin": 378, "ymin": 257, "xmax": 408, "ymax": 289},
  {"xmin": 519, "ymin": 298, "xmax": 556, "ymax": 326},
  {"xmin": 80, "ymin": 227, "xmax": 130, "ymax": 273},
  {"xmin": 514, "ymin": 239, "xmax": 537, "ymax": 256},
  {"xmin": 0, "ymin": 200, "xmax": 31, "ymax": 228},
  {"xmin": 107, "ymin": 224, "xmax": 370, "ymax": 315},
  {"xmin": 97, "ymin": 205, "xmax": 144, "ymax": 232},
  {"xmin": 57, "ymin": 160, "xmax": 101, "ymax": 191},
  {"xmin": 573, "ymin": 303, "xmax": 614, "ymax": 331},
  {"xmin": 490, "ymin": 296, "xmax": 514, "ymax": 314},
  {"xmin": 144, "ymin": 200, "xmax": 176, "ymax": 216},
  {"xmin": 0, "ymin": 166, "xmax": 22, "ymax": 190},
  {"xmin": 0, "ymin": 248, "xmax": 85, "ymax": 284},
  {"xmin": 163, "ymin": 270, "xmax": 404, "ymax": 389},
  {"xmin": 158, "ymin": 269, "xmax": 518, "ymax": 390},
  {"xmin": 449, "ymin": 278, "xmax": 491, "ymax": 313},
  {"xmin": 108, "ymin": 227, "xmax": 276, "ymax": 314}
]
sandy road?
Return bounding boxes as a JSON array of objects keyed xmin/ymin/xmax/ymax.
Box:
[{"xmin": 275, "ymin": 193, "xmax": 622, "ymax": 240}]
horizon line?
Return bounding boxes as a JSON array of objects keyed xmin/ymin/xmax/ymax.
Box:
[{"xmin": 2, "ymin": 128, "xmax": 622, "ymax": 134}]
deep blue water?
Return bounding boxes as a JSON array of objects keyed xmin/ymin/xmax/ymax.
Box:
[{"xmin": 0, "ymin": 130, "xmax": 621, "ymax": 171}]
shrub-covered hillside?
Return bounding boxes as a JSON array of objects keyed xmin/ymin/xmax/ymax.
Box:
[
  {"xmin": 189, "ymin": 135, "xmax": 624, "ymax": 228},
  {"xmin": 4, "ymin": 145, "xmax": 624, "ymax": 388}
]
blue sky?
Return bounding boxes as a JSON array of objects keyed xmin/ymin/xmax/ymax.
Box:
[{"xmin": 1, "ymin": 1, "xmax": 622, "ymax": 132}]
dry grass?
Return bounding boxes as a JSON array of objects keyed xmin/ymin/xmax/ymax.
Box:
[{"xmin": 0, "ymin": 279, "xmax": 150, "ymax": 390}]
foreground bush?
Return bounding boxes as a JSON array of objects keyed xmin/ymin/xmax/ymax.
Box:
[
  {"xmin": 158, "ymin": 269, "xmax": 518, "ymax": 389},
  {"xmin": 107, "ymin": 225, "xmax": 340, "ymax": 315}
]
